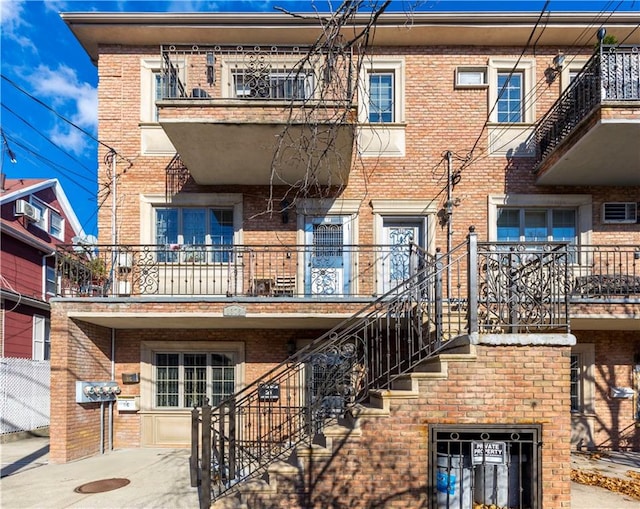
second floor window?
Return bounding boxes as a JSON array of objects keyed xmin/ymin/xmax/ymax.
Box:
[
  {"xmin": 497, "ymin": 71, "xmax": 524, "ymax": 123},
  {"xmin": 155, "ymin": 207, "xmax": 234, "ymax": 262},
  {"xmin": 232, "ymin": 69, "xmax": 313, "ymax": 99},
  {"xmin": 368, "ymin": 72, "xmax": 394, "ymax": 123},
  {"xmin": 497, "ymin": 208, "xmax": 576, "ymax": 243},
  {"xmin": 30, "ymin": 197, "xmax": 65, "ymax": 240}
]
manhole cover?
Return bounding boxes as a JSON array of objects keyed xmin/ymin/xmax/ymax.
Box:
[{"xmin": 74, "ymin": 478, "xmax": 130, "ymax": 494}]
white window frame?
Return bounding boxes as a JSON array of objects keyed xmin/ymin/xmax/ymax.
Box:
[
  {"xmin": 488, "ymin": 195, "xmax": 592, "ymax": 246},
  {"xmin": 358, "ymin": 57, "xmax": 405, "ymax": 124},
  {"xmin": 29, "ymin": 197, "xmax": 48, "ymax": 232},
  {"xmin": 455, "ymin": 67, "xmax": 488, "ymax": 89},
  {"xmin": 29, "ymin": 197, "xmax": 64, "ymax": 240},
  {"xmin": 140, "ymin": 60, "xmax": 163, "ymax": 123},
  {"xmin": 570, "ymin": 344, "xmax": 595, "ymax": 415},
  {"xmin": 488, "ymin": 58, "xmax": 536, "ymax": 124},
  {"xmin": 140, "ymin": 193, "xmax": 243, "ymax": 246},
  {"xmin": 45, "ymin": 265, "xmax": 57, "ymax": 296},
  {"xmin": 140, "ymin": 341, "xmax": 245, "ymax": 412},
  {"xmin": 221, "ymin": 57, "xmax": 317, "ymax": 100},
  {"xmin": 32, "ymin": 314, "xmax": 50, "ymax": 361}
]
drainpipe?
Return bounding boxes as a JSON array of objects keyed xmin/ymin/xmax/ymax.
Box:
[
  {"xmin": 109, "ymin": 328, "xmax": 115, "ymax": 451},
  {"xmin": 445, "ymin": 151, "xmax": 454, "ymax": 300},
  {"xmin": 100, "ymin": 401, "xmax": 105, "ymax": 454}
]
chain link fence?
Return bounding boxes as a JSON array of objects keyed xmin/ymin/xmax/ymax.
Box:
[{"xmin": 0, "ymin": 358, "xmax": 50, "ymax": 435}]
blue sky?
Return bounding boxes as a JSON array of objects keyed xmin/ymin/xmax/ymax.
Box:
[{"xmin": 1, "ymin": 0, "xmax": 638, "ymax": 237}]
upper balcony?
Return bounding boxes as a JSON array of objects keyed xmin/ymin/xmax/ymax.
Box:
[
  {"xmin": 533, "ymin": 45, "xmax": 640, "ymax": 186},
  {"xmin": 156, "ymin": 45, "xmax": 357, "ymax": 186}
]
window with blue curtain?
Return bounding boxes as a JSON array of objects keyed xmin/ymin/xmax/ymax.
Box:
[
  {"xmin": 497, "ymin": 71, "xmax": 524, "ymax": 123},
  {"xmin": 369, "ymin": 72, "xmax": 394, "ymax": 123}
]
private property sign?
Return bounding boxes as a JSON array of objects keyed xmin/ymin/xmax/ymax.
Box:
[{"xmin": 472, "ymin": 441, "xmax": 507, "ymax": 465}]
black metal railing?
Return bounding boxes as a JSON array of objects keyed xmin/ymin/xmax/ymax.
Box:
[
  {"xmin": 189, "ymin": 241, "xmax": 460, "ymax": 503},
  {"xmin": 159, "ymin": 44, "xmax": 354, "ymax": 104},
  {"xmin": 55, "ymin": 242, "xmax": 640, "ymax": 303},
  {"xmin": 533, "ymin": 45, "xmax": 640, "ymax": 169},
  {"xmin": 476, "ymin": 242, "xmax": 571, "ymax": 333},
  {"xmin": 189, "ymin": 232, "xmax": 587, "ymax": 505},
  {"xmin": 55, "ymin": 243, "xmax": 435, "ymax": 299}
]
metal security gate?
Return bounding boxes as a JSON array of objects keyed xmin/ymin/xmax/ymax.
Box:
[{"xmin": 430, "ymin": 425, "xmax": 541, "ymax": 509}]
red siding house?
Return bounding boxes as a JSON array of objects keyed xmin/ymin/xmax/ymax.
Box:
[{"xmin": 1, "ymin": 177, "xmax": 85, "ymax": 359}]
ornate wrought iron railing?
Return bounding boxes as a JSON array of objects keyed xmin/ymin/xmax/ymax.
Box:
[
  {"xmin": 192, "ymin": 240, "xmax": 457, "ymax": 503},
  {"xmin": 533, "ymin": 44, "xmax": 640, "ymax": 170},
  {"xmin": 476, "ymin": 242, "xmax": 571, "ymax": 333},
  {"xmin": 54, "ymin": 243, "xmax": 433, "ymax": 299},
  {"xmin": 159, "ymin": 44, "xmax": 354, "ymax": 104},
  {"xmin": 189, "ymin": 232, "xmax": 588, "ymax": 505}
]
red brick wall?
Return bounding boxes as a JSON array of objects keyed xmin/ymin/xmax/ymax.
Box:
[
  {"xmin": 49, "ymin": 308, "xmax": 112, "ymax": 463},
  {"xmin": 244, "ymin": 344, "xmax": 572, "ymax": 509}
]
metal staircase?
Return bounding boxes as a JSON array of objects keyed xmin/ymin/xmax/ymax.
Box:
[{"xmin": 191, "ymin": 231, "xmax": 571, "ymax": 507}]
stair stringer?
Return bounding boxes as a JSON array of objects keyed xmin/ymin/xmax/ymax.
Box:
[{"xmin": 210, "ymin": 340, "xmax": 478, "ymax": 509}]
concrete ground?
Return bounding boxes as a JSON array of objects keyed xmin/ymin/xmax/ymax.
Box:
[{"xmin": 1, "ymin": 436, "xmax": 639, "ymax": 508}]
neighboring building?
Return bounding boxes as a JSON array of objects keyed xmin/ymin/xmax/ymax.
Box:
[
  {"xmin": 1, "ymin": 177, "xmax": 84, "ymax": 359},
  {"xmin": 55, "ymin": 10, "xmax": 639, "ymax": 508},
  {"xmin": 0, "ymin": 177, "xmax": 85, "ymax": 435}
]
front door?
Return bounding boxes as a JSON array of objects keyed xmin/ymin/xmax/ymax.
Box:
[
  {"xmin": 305, "ymin": 216, "xmax": 351, "ymax": 296},
  {"xmin": 379, "ymin": 219, "xmax": 424, "ymax": 294}
]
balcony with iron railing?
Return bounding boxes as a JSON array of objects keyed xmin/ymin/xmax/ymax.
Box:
[
  {"xmin": 533, "ymin": 44, "xmax": 640, "ymax": 186},
  {"xmin": 156, "ymin": 45, "xmax": 357, "ymax": 186}
]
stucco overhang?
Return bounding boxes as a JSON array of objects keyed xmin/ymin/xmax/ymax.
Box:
[
  {"xmin": 64, "ymin": 311, "xmax": 352, "ymax": 329},
  {"xmin": 61, "ymin": 12, "xmax": 640, "ymax": 64}
]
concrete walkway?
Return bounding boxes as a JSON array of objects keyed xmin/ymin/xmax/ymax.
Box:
[
  {"xmin": 1, "ymin": 437, "xmax": 198, "ymax": 508},
  {"xmin": 1, "ymin": 436, "xmax": 639, "ymax": 508}
]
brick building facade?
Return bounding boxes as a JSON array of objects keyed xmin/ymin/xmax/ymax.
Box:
[{"xmin": 51, "ymin": 10, "xmax": 639, "ymax": 508}]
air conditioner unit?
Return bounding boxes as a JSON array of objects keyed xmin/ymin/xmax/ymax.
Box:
[
  {"xmin": 602, "ymin": 202, "xmax": 638, "ymax": 224},
  {"xmin": 15, "ymin": 199, "xmax": 41, "ymax": 222}
]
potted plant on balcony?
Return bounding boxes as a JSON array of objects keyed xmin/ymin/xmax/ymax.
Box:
[{"xmin": 86, "ymin": 256, "xmax": 109, "ymax": 294}]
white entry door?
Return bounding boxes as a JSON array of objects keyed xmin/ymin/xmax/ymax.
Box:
[
  {"xmin": 379, "ymin": 219, "xmax": 424, "ymax": 295},
  {"xmin": 305, "ymin": 216, "xmax": 351, "ymax": 296}
]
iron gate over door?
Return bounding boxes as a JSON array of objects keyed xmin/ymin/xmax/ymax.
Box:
[{"xmin": 430, "ymin": 425, "xmax": 541, "ymax": 509}]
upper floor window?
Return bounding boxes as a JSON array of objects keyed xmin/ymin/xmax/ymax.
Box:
[
  {"xmin": 497, "ymin": 71, "xmax": 524, "ymax": 123},
  {"xmin": 45, "ymin": 265, "xmax": 57, "ymax": 295},
  {"xmin": 155, "ymin": 207, "xmax": 234, "ymax": 263},
  {"xmin": 497, "ymin": 207, "xmax": 576, "ymax": 243},
  {"xmin": 232, "ymin": 69, "xmax": 313, "ymax": 100},
  {"xmin": 30, "ymin": 197, "xmax": 64, "ymax": 240},
  {"xmin": 360, "ymin": 58, "xmax": 404, "ymax": 125},
  {"xmin": 368, "ymin": 72, "xmax": 394, "ymax": 122},
  {"xmin": 488, "ymin": 59, "xmax": 535, "ymax": 124}
]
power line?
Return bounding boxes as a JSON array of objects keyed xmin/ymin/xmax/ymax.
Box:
[
  {"xmin": 1, "ymin": 73, "xmax": 131, "ymax": 164},
  {"xmin": 2, "ymin": 133, "xmax": 97, "ymax": 197},
  {"xmin": 1, "ymin": 103, "xmax": 97, "ymax": 179},
  {"xmin": 460, "ymin": 0, "xmax": 552, "ymax": 169}
]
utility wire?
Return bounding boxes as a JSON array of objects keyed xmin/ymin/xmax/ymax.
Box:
[
  {"xmin": 2, "ymin": 134, "xmax": 97, "ymax": 197},
  {"xmin": 460, "ymin": 0, "xmax": 551, "ymax": 170},
  {"xmin": 1, "ymin": 73, "xmax": 131, "ymax": 164},
  {"xmin": 2, "ymin": 103, "xmax": 97, "ymax": 179}
]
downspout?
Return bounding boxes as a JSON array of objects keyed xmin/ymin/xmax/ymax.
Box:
[
  {"xmin": 445, "ymin": 151, "xmax": 453, "ymax": 300},
  {"xmin": 109, "ymin": 328, "xmax": 115, "ymax": 451}
]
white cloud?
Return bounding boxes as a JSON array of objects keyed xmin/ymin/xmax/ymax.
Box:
[
  {"xmin": 0, "ymin": 0, "xmax": 36, "ymax": 50},
  {"xmin": 26, "ymin": 64, "xmax": 98, "ymax": 155},
  {"xmin": 43, "ymin": 1, "xmax": 69, "ymax": 13}
]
